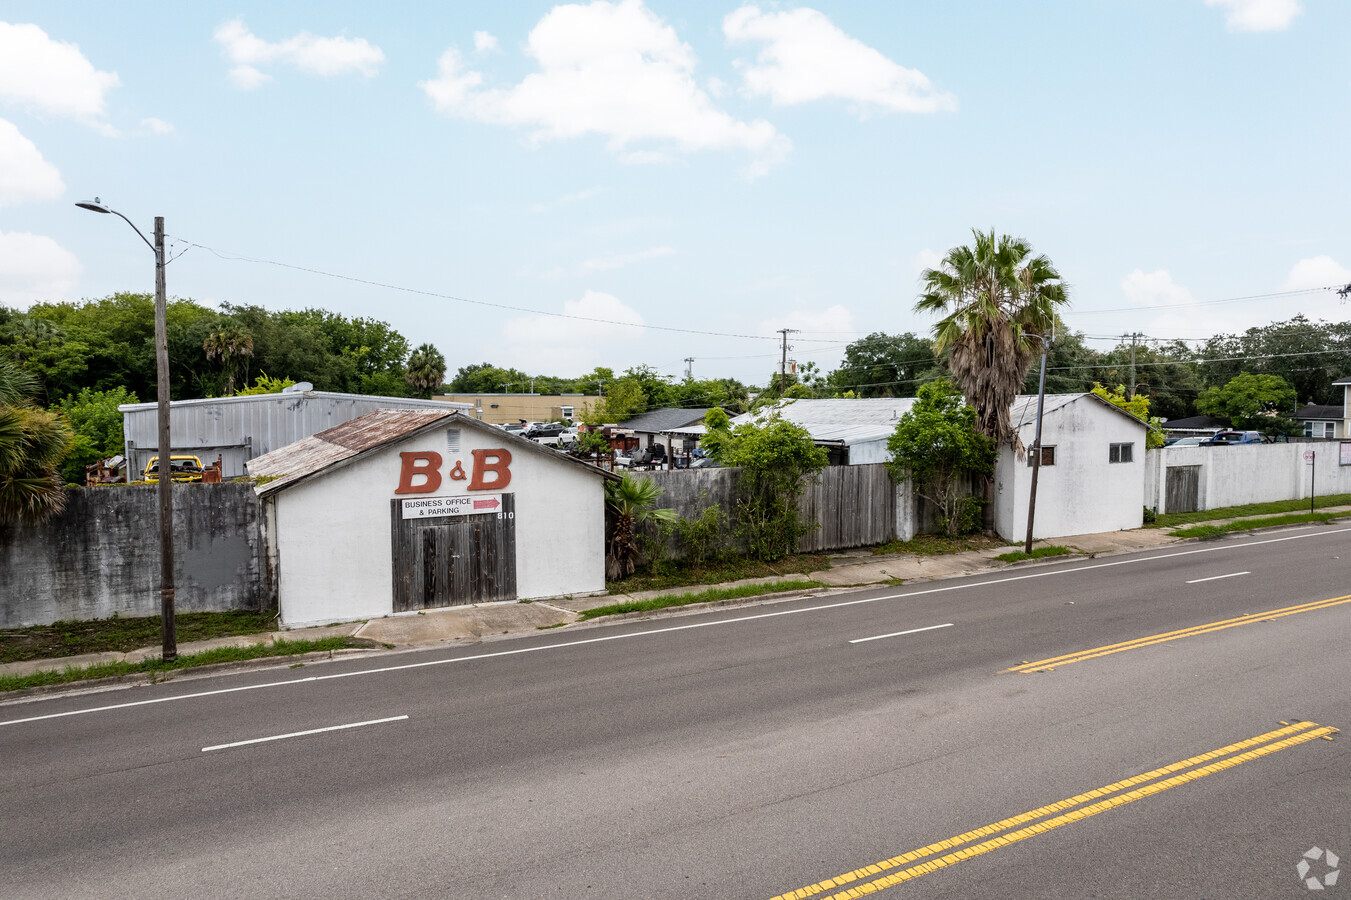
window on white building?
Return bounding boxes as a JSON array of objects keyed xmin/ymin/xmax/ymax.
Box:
[
  {"xmin": 1109, "ymin": 442, "xmax": 1134, "ymax": 463},
  {"xmin": 1027, "ymin": 445, "xmax": 1056, "ymax": 467}
]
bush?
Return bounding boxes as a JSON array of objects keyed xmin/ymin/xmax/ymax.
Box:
[
  {"xmin": 1143, "ymin": 506, "xmax": 1157, "ymax": 524},
  {"xmin": 672, "ymin": 505, "xmax": 727, "ymax": 568}
]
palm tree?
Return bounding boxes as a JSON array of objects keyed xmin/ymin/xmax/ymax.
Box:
[
  {"xmin": 202, "ymin": 326, "xmax": 255, "ymax": 396},
  {"xmin": 405, "ymin": 343, "xmax": 447, "ymax": 398},
  {"xmin": 0, "ymin": 360, "xmax": 73, "ymax": 525},
  {"xmin": 604, "ymin": 473, "xmax": 677, "ymax": 580},
  {"xmin": 915, "ymin": 229, "xmax": 1069, "ymax": 447}
]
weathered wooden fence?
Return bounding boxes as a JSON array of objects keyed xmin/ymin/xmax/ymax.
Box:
[{"xmin": 640, "ymin": 463, "xmax": 905, "ymax": 555}]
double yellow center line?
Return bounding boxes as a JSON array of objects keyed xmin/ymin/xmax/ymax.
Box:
[
  {"xmin": 768, "ymin": 721, "xmax": 1338, "ymax": 900},
  {"xmin": 1007, "ymin": 593, "xmax": 1351, "ymax": 673}
]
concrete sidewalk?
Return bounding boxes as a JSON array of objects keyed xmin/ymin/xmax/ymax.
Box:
[{"xmin": 6, "ymin": 508, "xmax": 1346, "ymax": 683}]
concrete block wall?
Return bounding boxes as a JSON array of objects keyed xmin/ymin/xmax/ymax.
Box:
[
  {"xmin": 0, "ymin": 482, "xmax": 272, "ymax": 628},
  {"xmin": 1146, "ymin": 443, "xmax": 1351, "ymax": 514}
]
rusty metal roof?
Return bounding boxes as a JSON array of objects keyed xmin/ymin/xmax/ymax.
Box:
[
  {"xmin": 315, "ymin": 408, "xmax": 453, "ymax": 452},
  {"xmin": 247, "ymin": 408, "xmax": 617, "ymax": 497}
]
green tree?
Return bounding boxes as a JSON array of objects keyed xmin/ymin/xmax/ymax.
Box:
[
  {"xmin": 0, "ymin": 360, "xmax": 73, "ymax": 523},
  {"xmin": 202, "ymin": 325, "xmax": 255, "ymax": 396},
  {"xmin": 586, "ymin": 377, "xmax": 646, "ymax": 424},
  {"xmin": 1090, "ymin": 383, "xmax": 1165, "ymax": 449},
  {"xmin": 1196, "ymin": 373, "xmax": 1298, "ymax": 434},
  {"xmin": 54, "ymin": 386, "xmax": 137, "ymax": 484},
  {"xmin": 447, "ymin": 362, "xmax": 531, "ymax": 394},
  {"xmin": 885, "ymin": 380, "xmax": 995, "ymax": 535},
  {"xmin": 235, "ymin": 373, "xmax": 297, "ymax": 395},
  {"xmin": 404, "ymin": 343, "xmax": 447, "ymax": 398},
  {"xmin": 829, "ymin": 332, "xmax": 939, "ymax": 397},
  {"xmin": 604, "ymin": 473, "xmax": 677, "ymax": 580},
  {"xmin": 915, "ymin": 229, "xmax": 1070, "ymax": 446},
  {"xmin": 719, "ymin": 414, "xmax": 829, "ymax": 560}
]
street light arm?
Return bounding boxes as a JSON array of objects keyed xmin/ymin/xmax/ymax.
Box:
[
  {"xmin": 108, "ymin": 208, "xmax": 158, "ymax": 257},
  {"xmin": 75, "ymin": 199, "xmax": 158, "ymax": 257}
]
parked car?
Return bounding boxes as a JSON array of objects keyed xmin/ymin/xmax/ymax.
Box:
[
  {"xmin": 524, "ymin": 422, "xmax": 564, "ymax": 439},
  {"xmin": 1163, "ymin": 436, "xmax": 1207, "ymax": 448},
  {"xmin": 1199, "ymin": 430, "xmax": 1266, "ymax": 446},
  {"xmin": 143, "ymin": 455, "xmax": 204, "ymax": 483}
]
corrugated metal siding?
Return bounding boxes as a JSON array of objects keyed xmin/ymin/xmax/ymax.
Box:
[{"xmin": 122, "ymin": 393, "xmax": 470, "ymax": 477}]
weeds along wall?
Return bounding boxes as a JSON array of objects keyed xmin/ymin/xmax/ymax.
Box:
[
  {"xmin": 639, "ymin": 463, "xmax": 929, "ymax": 556},
  {"xmin": 0, "ymin": 483, "xmax": 272, "ymax": 628}
]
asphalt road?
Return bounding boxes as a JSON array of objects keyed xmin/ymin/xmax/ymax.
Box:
[{"xmin": 2, "ymin": 525, "xmax": 1349, "ymax": 899}]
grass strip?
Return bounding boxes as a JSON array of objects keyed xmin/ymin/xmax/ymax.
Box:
[
  {"xmin": 1152, "ymin": 493, "xmax": 1351, "ymax": 528},
  {"xmin": 872, "ymin": 533, "xmax": 1011, "ymax": 557},
  {"xmin": 578, "ymin": 579, "xmax": 823, "ymax": 621},
  {"xmin": 613, "ymin": 555, "xmax": 829, "ymax": 593},
  {"xmin": 0, "ymin": 610, "xmax": 282, "ymax": 664},
  {"xmin": 0, "ymin": 636, "xmax": 362, "ymax": 693},
  {"xmin": 994, "ymin": 546, "xmax": 1075, "ymax": 563},
  {"xmin": 1171, "ymin": 511, "xmax": 1341, "ymax": 539}
]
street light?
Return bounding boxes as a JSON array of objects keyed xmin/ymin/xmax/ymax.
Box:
[{"xmin": 76, "ymin": 197, "xmax": 177, "ymax": 660}]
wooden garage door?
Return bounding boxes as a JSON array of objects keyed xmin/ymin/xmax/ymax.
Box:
[
  {"xmin": 1165, "ymin": 465, "xmax": 1200, "ymax": 514},
  {"xmin": 391, "ymin": 495, "xmax": 517, "ymax": 611}
]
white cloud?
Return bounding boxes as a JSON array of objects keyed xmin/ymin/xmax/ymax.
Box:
[
  {"xmin": 758, "ymin": 304, "xmax": 855, "ymax": 337},
  {"xmin": 1204, "ymin": 0, "xmax": 1302, "ymax": 32},
  {"xmin": 576, "ymin": 245, "xmax": 675, "ymax": 274},
  {"xmin": 0, "ymin": 231, "xmax": 81, "ymax": 307},
  {"xmin": 530, "ymin": 186, "xmax": 603, "ymax": 213},
  {"xmin": 213, "ymin": 19, "xmax": 385, "ymax": 88},
  {"xmin": 473, "ymin": 31, "xmax": 499, "ymax": 54},
  {"xmin": 140, "ymin": 117, "xmax": 174, "ymax": 135},
  {"xmin": 0, "ymin": 22, "xmax": 120, "ymax": 133},
  {"xmin": 1282, "ymin": 256, "xmax": 1351, "ymax": 291},
  {"xmin": 501, "ymin": 289, "xmax": 644, "ymax": 372},
  {"xmin": 1121, "ymin": 269, "xmax": 1196, "ymax": 307},
  {"xmin": 420, "ymin": 0, "xmax": 789, "ymax": 177},
  {"xmin": 912, "ymin": 248, "xmax": 943, "ymax": 274},
  {"xmin": 723, "ymin": 5, "xmax": 954, "ymax": 115},
  {"xmin": 0, "ymin": 119, "xmax": 64, "ymax": 207}
]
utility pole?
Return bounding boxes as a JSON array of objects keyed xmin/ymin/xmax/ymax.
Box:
[
  {"xmin": 1124, "ymin": 332, "xmax": 1144, "ymax": 398},
  {"xmin": 684, "ymin": 357, "xmax": 695, "ymax": 380},
  {"xmin": 777, "ymin": 328, "xmax": 798, "ymax": 394},
  {"xmin": 1023, "ymin": 334, "xmax": 1050, "ymax": 555}
]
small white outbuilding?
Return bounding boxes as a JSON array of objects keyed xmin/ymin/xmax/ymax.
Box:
[
  {"xmin": 248, "ymin": 409, "xmax": 615, "ymax": 627},
  {"xmin": 993, "ymin": 393, "xmax": 1150, "ymax": 542}
]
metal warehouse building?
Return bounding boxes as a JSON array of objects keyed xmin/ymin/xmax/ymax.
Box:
[{"xmin": 119, "ymin": 388, "xmax": 472, "ymax": 479}]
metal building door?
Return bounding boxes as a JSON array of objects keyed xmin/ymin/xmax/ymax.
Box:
[
  {"xmin": 1165, "ymin": 466, "xmax": 1200, "ymax": 514},
  {"xmin": 391, "ymin": 495, "xmax": 517, "ymax": 611}
]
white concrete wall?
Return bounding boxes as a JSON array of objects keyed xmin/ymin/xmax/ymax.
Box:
[
  {"xmin": 1147, "ymin": 443, "xmax": 1351, "ymax": 513},
  {"xmin": 995, "ymin": 398, "xmax": 1146, "ymax": 542},
  {"xmin": 848, "ymin": 438, "xmax": 891, "ymax": 466},
  {"xmin": 272, "ymin": 425, "xmax": 606, "ymax": 627}
]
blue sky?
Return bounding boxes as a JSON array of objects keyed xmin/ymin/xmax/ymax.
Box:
[{"xmin": 1, "ymin": 1, "xmax": 1348, "ymax": 387}]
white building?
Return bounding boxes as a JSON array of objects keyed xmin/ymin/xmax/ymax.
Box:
[
  {"xmin": 247, "ymin": 409, "xmax": 615, "ymax": 627},
  {"xmin": 726, "ymin": 398, "xmax": 919, "ymax": 465},
  {"xmin": 994, "ymin": 393, "xmax": 1151, "ymax": 542}
]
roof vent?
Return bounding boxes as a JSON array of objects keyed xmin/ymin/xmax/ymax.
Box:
[
  {"xmin": 446, "ymin": 428, "xmax": 461, "ymax": 453},
  {"xmin": 283, "ymin": 382, "xmax": 314, "ymax": 393}
]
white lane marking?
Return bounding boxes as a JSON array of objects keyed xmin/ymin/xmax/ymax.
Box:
[
  {"xmin": 5, "ymin": 525, "xmax": 1350, "ymax": 729},
  {"xmin": 849, "ymin": 623, "xmax": 953, "ymax": 644},
  {"xmin": 202, "ymin": 715, "xmax": 407, "ymax": 752},
  {"xmin": 1186, "ymin": 571, "xmax": 1251, "ymax": 584}
]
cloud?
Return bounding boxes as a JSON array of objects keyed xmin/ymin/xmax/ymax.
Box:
[
  {"xmin": 420, "ymin": 0, "xmax": 790, "ymax": 177},
  {"xmin": 140, "ymin": 117, "xmax": 174, "ymax": 135},
  {"xmin": 1121, "ymin": 269, "xmax": 1196, "ymax": 307},
  {"xmin": 0, "ymin": 231, "xmax": 81, "ymax": 307},
  {"xmin": 723, "ymin": 5, "xmax": 954, "ymax": 115},
  {"xmin": 1204, "ymin": 0, "xmax": 1302, "ymax": 32},
  {"xmin": 0, "ymin": 22, "xmax": 120, "ymax": 133},
  {"xmin": 501, "ymin": 289, "xmax": 644, "ymax": 372},
  {"xmin": 473, "ymin": 31, "xmax": 499, "ymax": 54},
  {"xmin": 214, "ymin": 19, "xmax": 385, "ymax": 89},
  {"xmin": 912, "ymin": 248, "xmax": 943, "ymax": 274},
  {"xmin": 0, "ymin": 119, "xmax": 64, "ymax": 207},
  {"xmin": 758, "ymin": 304, "xmax": 855, "ymax": 337},
  {"xmin": 576, "ymin": 245, "xmax": 675, "ymax": 274},
  {"xmin": 530, "ymin": 186, "xmax": 603, "ymax": 213},
  {"xmin": 1282, "ymin": 256, "xmax": 1351, "ymax": 291}
]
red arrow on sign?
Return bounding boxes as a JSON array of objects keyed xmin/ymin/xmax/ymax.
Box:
[{"xmin": 473, "ymin": 497, "xmax": 500, "ymax": 510}]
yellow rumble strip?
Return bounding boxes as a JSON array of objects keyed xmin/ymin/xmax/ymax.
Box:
[
  {"xmin": 767, "ymin": 721, "xmax": 1338, "ymax": 900},
  {"xmin": 1007, "ymin": 593, "xmax": 1351, "ymax": 673}
]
